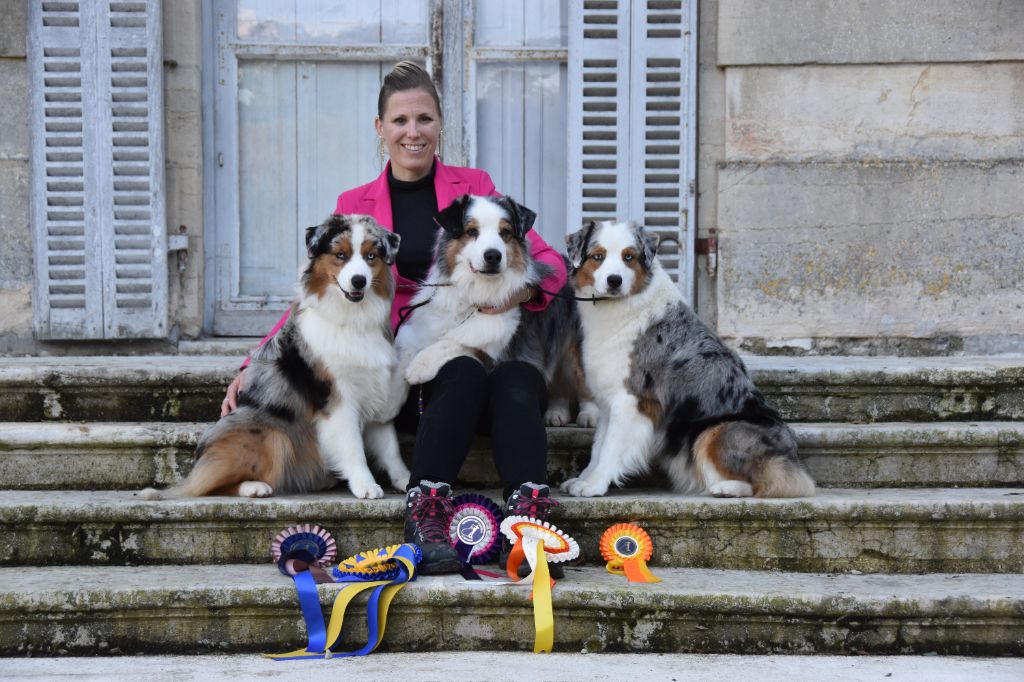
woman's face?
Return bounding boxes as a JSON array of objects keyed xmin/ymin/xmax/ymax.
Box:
[{"xmin": 375, "ymin": 88, "xmax": 441, "ymax": 182}]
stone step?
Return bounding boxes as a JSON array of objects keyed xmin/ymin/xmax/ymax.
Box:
[
  {"xmin": 1, "ymin": 355, "xmax": 1021, "ymax": 423},
  {"xmin": 2, "ymin": 563, "xmax": 1021, "ymax": 657},
  {"xmin": 2, "ymin": 488, "xmax": 1022, "ymax": 574},
  {"xmin": 7, "ymin": 652, "xmax": 1023, "ymax": 682},
  {"xmin": 2, "ymin": 421, "xmax": 1022, "ymax": 491}
]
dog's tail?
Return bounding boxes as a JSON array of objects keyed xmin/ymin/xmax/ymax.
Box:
[
  {"xmin": 691, "ymin": 420, "xmax": 815, "ymax": 498},
  {"xmin": 754, "ymin": 456, "xmax": 816, "ymax": 498}
]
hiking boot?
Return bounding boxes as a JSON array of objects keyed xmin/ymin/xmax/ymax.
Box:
[
  {"xmin": 499, "ymin": 482, "xmax": 565, "ymax": 579},
  {"xmin": 404, "ymin": 481, "xmax": 462, "ymax": 575}
]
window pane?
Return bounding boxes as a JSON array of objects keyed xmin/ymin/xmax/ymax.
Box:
[
  {"xmin": 237, "ymin": 0, "xmax": 427, "ymax": 44},
  {"xmin": 475, "ymin": 0, "xmax": 567, "ymax": 47},
  {"xmin": 238, "ymin": 60, "xmax": 384, "ymax": 297},
  {"xmin": 475, "ymin": 62, "xmax": 567, "ymax": 247}
]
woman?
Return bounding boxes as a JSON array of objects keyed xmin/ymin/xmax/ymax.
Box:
[{"xmin": 223, "ymin": 62, "xmax": 567, "ymax": 576}]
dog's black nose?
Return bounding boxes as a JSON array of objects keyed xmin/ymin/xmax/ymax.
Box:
[
  {"xmin": 606, "ymin": 274, "xmax": 622, "ymax": 289},
  {"xmin": 350, "ymin": 275, "xmax": 367, "ymax": 290},
  {"xmin": 483, "ymin": 249, "xmax": 502, "ymax": 266}
]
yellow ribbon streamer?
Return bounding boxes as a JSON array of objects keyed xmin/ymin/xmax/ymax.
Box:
[{"xmin": 529, "ymin": 538, "xmax": 554, "ymax": 654}]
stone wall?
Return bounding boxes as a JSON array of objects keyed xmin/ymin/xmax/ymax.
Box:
[
  {"xmin": 710, "ymin": 0, "xmax": 1024, "ymax": 354},
  {"xmin": 0, "ymin": 0, "xmax": 31, "ymax": 342}
]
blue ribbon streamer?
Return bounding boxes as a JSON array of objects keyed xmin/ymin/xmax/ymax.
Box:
[{"xmin": 293, "ymin": 570, "xmax": 327, "ymax": 654}]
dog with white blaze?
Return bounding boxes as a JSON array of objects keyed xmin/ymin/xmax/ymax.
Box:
[
  {"xmin": 561, "ymin": 219, "xmax": 815, "ymax": 499},
  {"xmin": 388, "ymin": 194, "xmax": 593, "ymax": 424},
  {"xmin": 141, "ymin": 214, "xmax": 410, "ymax": 500}
]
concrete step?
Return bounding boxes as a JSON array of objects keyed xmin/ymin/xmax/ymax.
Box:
[
  {"xmin": 1, "ymin": 355, "xmax": 1021, "ymax": 423},
  {"xmin": 6, "ymin": 653, "xmax": 1023, "ymax": 682},
  {"xmin": 2, "ymin": 488, "xmax": 1022, "ymax": 573},
  {"xmin": 3, "ymin": 563, "xmax": 1021, "ymax": 657},
  {"xmin": 3, "ymin": 421, "xmax": 1023, "ymax": 490}
]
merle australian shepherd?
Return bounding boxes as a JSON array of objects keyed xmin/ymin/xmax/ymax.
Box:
[
  {"xmin": 141, "ymin": 214, "xmax": 410, "ymax": 500},
  {"xmin": 561, "ymin": 219, "xmax": 815, "ymax": 498},
  {"xmin": 388, "ymin": 194, "xmax": 594, "ymax": 426}
]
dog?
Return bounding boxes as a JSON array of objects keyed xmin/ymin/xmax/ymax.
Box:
[
  {"xmin": 389, "ymin": 194, "xmax": 596, "ymax": 426},
  {"xmin": 560, "ymin": 220, "xmax": 815, "ymax": 498},
  {"xmin": 141, "ymin": 214, "xmax": 410, "ymax": 500}
]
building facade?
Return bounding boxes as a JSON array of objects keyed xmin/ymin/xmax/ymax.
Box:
[{"xmin": 1, "ymin": 0, "xmax": 1022, "ymax": 354}]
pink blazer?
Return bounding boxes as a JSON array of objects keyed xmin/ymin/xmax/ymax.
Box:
[{"xmin": 243, "ymin": 159, "xmax": 567, "ymax": 368}]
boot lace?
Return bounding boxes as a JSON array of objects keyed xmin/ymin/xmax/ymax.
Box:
[
  {"xmin": 509, "ymin": 491, "xmax": 559, "ymax": 520},
  {"xmin": 410, "ymin": 493, "xmax": 455, "ymax": 544}
]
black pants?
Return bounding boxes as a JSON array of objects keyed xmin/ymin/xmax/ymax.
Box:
[{"xmin": 396, "ymin": 356, "xmax": 549, "ymax": 500}]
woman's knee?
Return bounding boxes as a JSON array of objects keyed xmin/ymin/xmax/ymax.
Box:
[
  {"xmin": 431, "ymin": 355, "xmax": 488, "ymax": 395},
  {"xmin": 489, "ymin": 361, "xmax": 547, "ymax": 412}
]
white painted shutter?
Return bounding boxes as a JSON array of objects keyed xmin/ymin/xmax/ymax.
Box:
[
  {"xmin": 629, "ymin": 0, "xmax": 694, "ymax": 301},
  {"xmin": 567, "ymin": 0, "xmax": 631, "ymax": 227},
  {"xmin": 28, "ymin": 0, "xmax": 168, "ymax": 339},
  {"xmin": 567, "ymin": 0, "xmax": 696, "ymax": 303}
]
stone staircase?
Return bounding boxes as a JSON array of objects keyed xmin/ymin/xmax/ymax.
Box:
[{"xmin": 1, "ymin": 353, "xmax": 1022, "ymax": 657}]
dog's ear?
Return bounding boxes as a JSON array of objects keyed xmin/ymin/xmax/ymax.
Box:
[
  {"xmin": 377, "ymin": 230, "xmax": 401, "ymax": 265},
  {"xmin": 304, "ymin": 224, "xmax": 322, "ymax": 258},
  {"xmin": 434, "ymin": 195, "xmax": 471, "ymax": 238},
  {"xmin": 498, "ymin": 196, "xmax": 537, "ymax": 239},
  {"xmin": 566, "ymin": 221, "xmax": 596, "ymax": 270},
  {"xmin": 636, "ymin": 224, "xmax": 660, "ymax": 267}
]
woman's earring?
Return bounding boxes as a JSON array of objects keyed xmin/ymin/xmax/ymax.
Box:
[
  {"xmin": 438, "ymin": 128, "xmax": 444, "ymax": 162},
  {"xmin": 377, "ymin": 135, "xmax": 386, "ymax": 169}
]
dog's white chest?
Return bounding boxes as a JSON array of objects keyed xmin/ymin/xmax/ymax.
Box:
[{"xmin": 580, "ymin": 270, "xmax": 679, "ymax": 404}]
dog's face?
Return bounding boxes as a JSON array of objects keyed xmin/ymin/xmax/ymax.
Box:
[
  {"xmin": 302, "ymin": 214, "xmax": 400, "ymax": 303},
  {"xmin": 433, "ymin": 195, "xmax": 536, "ymax": 278},
  {"xmin": 566, "ymin": 220, "xmax": 659, "ymax": 297}
]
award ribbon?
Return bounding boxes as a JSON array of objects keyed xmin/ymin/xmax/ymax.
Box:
[
  {"xmin": 448, "ymin": 493, "xmax": 505, "ymax": 580},
  {"xmin": 499, "ymin": 515, "xmax": 580, "ymax": 653},
  {"xmin": 599, "ymin": 523, "xmax": 661, "ymax": 583},
  {"xmin": 266, "ymin": 542, "xmax": 421, "ymax": 661}
]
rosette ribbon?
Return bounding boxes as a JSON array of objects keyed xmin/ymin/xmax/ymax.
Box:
[
  {"xmin": 449, "ymin": 493, "xmax": 504, "ymax": 579},
  {"xmin": 499, "ymin": 515, "xmax": 579, "ymax": 653},
  {"xmin": 599, "ymin": 523, "xmax": 661, "ymax": 583},
  {"xmin": 266, "ymin": 542, "xmax": 421, "ymax": 661}
]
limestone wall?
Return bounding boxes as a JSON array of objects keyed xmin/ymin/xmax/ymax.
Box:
[{"xmin": 709, "ymin": 0, "xmax": 1024, "ymax": 353}]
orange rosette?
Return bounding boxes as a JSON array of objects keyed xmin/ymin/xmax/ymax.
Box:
[{"xmin": 599, "ymin": 523, "xmax": 661, "ymax": 583}]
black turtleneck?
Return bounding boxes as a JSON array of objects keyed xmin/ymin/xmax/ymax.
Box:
[{"xmin": 388, "ymin": 162, "xmax": 438, "ymax": 284}]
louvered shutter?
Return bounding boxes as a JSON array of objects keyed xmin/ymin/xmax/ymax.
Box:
[
  {"xmin": 28, "ymin": 0, "xmax": 168, "ymax": 339},
  {"xmin": 567, "ymin": 0, "xmax": 631, "ymax": 227},
  {"xmin": 567, "ymin": 0, "xmax": 696, "ymax": 303}
]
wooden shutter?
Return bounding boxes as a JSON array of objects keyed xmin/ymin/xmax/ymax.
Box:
[
  {"xmin": 567, "ymin": 0, "xmax": 631, "ymax": 227},
  {"xmin": 568, "ymin": 0, "xmax": 696, "ymax": 303},
  {"xmin": 29, "ymin": 0, "xmax": 168, "ymax": 339}
]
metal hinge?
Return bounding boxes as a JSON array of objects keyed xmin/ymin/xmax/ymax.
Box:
[
  {"xmin": 168, "ymin": 233, "xmax": 189, "ymax": 273},
  {"xmin": 694, "ymin": 228, "xmax": 718, "ymax": 277}
]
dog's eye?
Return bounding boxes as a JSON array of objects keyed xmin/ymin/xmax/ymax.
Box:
[
  {"xmin": 499, "ymin": 229, "xmax": 512, "ymax": 241},
  {"xmin": 365, "ymin": 252, "xmax": 376, "ymax": 262},
  {"xmin": 623, "ymin": 253, "xmax": 634, "ymax": 262},
  {"xmin": 591, "ymin": 253, "xmax": 604, "ymax": 262},
  {"xmin": 466, "ymin": 228, "xmax": 479, "ymax": 238},
  {"xmin": 335, "ymin": 252, "xmax": 348, "ymax": 261}
]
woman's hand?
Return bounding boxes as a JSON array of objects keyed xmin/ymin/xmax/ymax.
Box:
[
  {"xmin": 478, "ymin": 286, "xmax": 537, "ymax": 315},
  {"xmin": 221, "ymin": 369, "xmax": 246, "ymax": 417}
]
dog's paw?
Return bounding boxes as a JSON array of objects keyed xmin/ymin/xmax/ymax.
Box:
[
  {"xmin": 545, "ymin": 406, "xmax": 571, "ymax": 426},
  {"xmin": 239, "ymin": 481, "xmax": 274, "ymax": 498},
  {"xmin": 388, "ymin": 465, "xmax": 411, "ymax": 493},
  {"xmin": 405, "ymin": 347, "xmax": 446, "ymax": 385},
  {"xmin": 708, "ymin": 480, "xmax": 753, "ymax": 498},
  {"xmin": 564, "ymin": 477, "xmax": 608, "ymax": 497},
  {"xmin": 348, "ymin": 478, "xmax": 385, "ymax": 500},
  {"xmin": 575, "ymin": 402, "xmax": 600, "ymax": 428}
]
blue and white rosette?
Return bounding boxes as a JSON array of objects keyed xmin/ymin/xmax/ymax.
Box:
[{"xmin": 448, "ymin": 493, "xmax": 504, "ymax": 566}]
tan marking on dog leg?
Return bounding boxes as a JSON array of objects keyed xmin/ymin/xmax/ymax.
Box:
[{"xmin": 693, "ymin": 423, "xmax": 752, "ymax": 497}]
